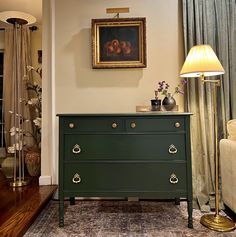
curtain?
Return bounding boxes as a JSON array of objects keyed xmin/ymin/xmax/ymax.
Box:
[
  {"xmin": 182, "ymin": 0, "xmax": 236, "ymax": 211},
  {"xmin": 3, "ymin": 26, "xmax": 34, "ymax": 150}
]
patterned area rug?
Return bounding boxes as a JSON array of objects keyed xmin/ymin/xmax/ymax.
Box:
[{"xmin": 24, "ymin": 200, "xmax": 236, "ymax": 237}]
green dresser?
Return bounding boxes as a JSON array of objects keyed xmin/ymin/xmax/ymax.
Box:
[{"xmin": 57, "ymin": 113, "xmax": 193, "ymax": 228}]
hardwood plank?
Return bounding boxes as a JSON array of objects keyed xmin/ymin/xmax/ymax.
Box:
[{"xmin": 0, "ymin": 171, "xmax": 57, "ymax": 237}]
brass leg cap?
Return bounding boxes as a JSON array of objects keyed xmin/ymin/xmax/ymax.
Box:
[{"xmin": 200, "ymin": 214, "xmax": 235, "ymax": 232}]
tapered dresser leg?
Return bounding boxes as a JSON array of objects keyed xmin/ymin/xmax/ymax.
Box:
[
  {"xmin": 70, "ymin": 197, "xmax": 75, "ymax": 205},
  {"xmin": 175, "ymin": 198, "xmax": 180, "ymax": 205},
  {"xmin": 59, "ymin": 199, "xmax": 64, "ymax": 227},
  {"xmin": 187, "ymin": 199, "xmax": 193, "ymax": 228}
]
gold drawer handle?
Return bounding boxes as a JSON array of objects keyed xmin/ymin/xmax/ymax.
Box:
[
  {"xmin": 111, "ymin": 122, "xmax": 118, "ymax": 129},
  {"xmin": 168, "ymin": 144, "xmax": 177, "ymax": 154},
  {"xmin": 130, "ymin": 122, "xmax": 136, "ymax": 129},
  {"xmin": 72, "ymin": 173, "xmax": 81, "ymax": 183},
  {"xmin": 69, "ymin": 123, "xmax": 75, "ymax": 128},
  {"xmin": 175, "ymin": 122, "xmax": 181, "ymax": 128},
  {"xmin": 72, "ymin": 144, "xmax": 81, "ymax": 154},
  {"xmin": 169, "ymin": 173, "xmax": 179, "ymax": 184}
]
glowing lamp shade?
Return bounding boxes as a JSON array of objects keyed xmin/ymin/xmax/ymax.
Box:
[{"xmin": 180, "ymin": 45, "xmax": 225, "ymax": 78}]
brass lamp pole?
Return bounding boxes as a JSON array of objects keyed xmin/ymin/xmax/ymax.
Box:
[{"xmin": 180, "ymin": 45, "xmax": 235, "ymax": 232}]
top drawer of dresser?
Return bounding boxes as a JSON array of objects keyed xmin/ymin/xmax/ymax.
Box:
[
  {"xmin": 62, "ymin": 117, "xmax": 124, "ymax": 132},
  {"xmin": 61, "ymin": 116, "xmax": 185, "ymax": 133},
  {"xmin": 125, "ymin": 117, "xmax": 185, "ymax": 132}
]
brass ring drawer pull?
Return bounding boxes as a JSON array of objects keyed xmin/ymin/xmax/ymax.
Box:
[
  {"xmin": 130, "ymin": 122, "xmax": 136, "ymax": 129},
  {"xmin": 168, "ymin": 144, "xmax": 178, "ymax": 154},
  {"xmin": 175, "ymin": 122, "xmax": 181, "ymax": 128},
  {"xmin": 69, "ymin": 123, "xmax": 75, "ymax": 128},
  {"xmin": 169, "ymin": 173, "xmax": 178, "ymax": 184},
  {"xmin": 111, "ymin": 122, "xmax": 118, "ymax": 129},
  {"xmin": 72, "ymin": 173, "xmax": 81, "ymax": 183},
  {"xmin": 72, "ymin": 144, "xmax": 81, "ymax": 154}
]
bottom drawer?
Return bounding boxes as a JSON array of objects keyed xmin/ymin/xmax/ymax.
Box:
[{"xmin": 63, "ymin": 163, "xmax": 187, "ymax": 195}]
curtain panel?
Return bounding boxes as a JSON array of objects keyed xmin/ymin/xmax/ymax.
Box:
[
  {"xmin": 3, "ymin": 27, "xmax": 34, "ymax": 149},
  {"xmin": 182, "ymin": 0, "xmax": 236, "ymax": 211}
]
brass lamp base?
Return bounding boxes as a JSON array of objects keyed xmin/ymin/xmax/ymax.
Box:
[
  {"xmin": 200, "ymin": 214, "xmax": 235, "ymax": 232},
  {"xmin": 10, "ymin": 178, "xmax": 31, "ymax": 187}
]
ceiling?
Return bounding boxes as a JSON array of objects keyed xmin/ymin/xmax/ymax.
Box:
[{"xmin": 0, "ymin": 0, "xmax": 42, "ymax": 28}]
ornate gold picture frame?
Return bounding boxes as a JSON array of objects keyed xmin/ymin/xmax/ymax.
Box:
[{"xmin": 92, "ymin": 18, "xmax": 147, "ymax": 69}]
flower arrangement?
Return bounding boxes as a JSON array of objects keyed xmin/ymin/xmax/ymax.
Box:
[
  {"xmin": 7, "ymin": 127, "xmax": 23, "ymax": 153},
  {"xmin": 7, "ymin": 66, "xmax": 42, "ymax": 154},
  {"xmin": 25, "ymin": 66, "xmax": 42, "ymax": 149},
  {"xmin": 155, "ymin": 79, "xmax": 187, "ymax": 99}
]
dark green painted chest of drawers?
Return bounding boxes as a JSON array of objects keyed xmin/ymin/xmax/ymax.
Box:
[{"xmin": 58, "ymin": 113, "xmax": 193, "ymax": 228}]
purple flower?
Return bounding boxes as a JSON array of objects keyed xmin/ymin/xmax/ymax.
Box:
[{"xmin": 154, "ymin": 80, "xmax": 187, "ymax": 98}]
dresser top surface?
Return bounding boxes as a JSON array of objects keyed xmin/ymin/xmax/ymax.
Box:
[{"xmin": 57, "ymin": 112, "xmax": 192, "ymax": 117}]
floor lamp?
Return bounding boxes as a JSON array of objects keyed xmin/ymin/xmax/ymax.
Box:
[
  {"xmin": 0, "ymin": 11, "xmax": 36, "ymax": 187},
  {"xmin": 180, "ymin": 44, "xmax": 235, "ymax": 232}
]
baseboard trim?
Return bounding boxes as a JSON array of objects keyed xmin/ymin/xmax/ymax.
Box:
[{"xmin": 39, "ymin": 176, "xmax": 52, "ymax": 185}]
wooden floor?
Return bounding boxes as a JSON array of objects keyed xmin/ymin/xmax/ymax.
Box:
[{"xmin": 0, "ymin": 170, "xmax": 57, "ymax": 237}]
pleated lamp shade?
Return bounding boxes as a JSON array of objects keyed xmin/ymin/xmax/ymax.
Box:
[{"xmin": 180, "ymin": 45, "xmax": 225, "ymax": 78}]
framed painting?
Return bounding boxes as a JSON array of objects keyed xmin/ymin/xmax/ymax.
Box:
[{"xmin": 92, "ymin": 18, "xmax": 146, "ymax": 69}]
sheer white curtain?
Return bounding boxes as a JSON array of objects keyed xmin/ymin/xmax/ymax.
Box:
[
  {"xmin": 3, "ymin": 26, "xmax": 34, "ymax": 149},
  {"xmin": 182, "ymin": 0, "xmax": 236, "ymax": 211}
]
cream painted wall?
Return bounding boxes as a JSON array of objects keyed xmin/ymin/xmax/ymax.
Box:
[
  {"xmin": 41, "ymin": 0, "xmax": 185, "ymax": 184},
  {"xmin": 55, "ymin": 0, "xmax": 184, "ymax": 114},
  {"xmin": 40, "ymin": 0, "xmax": 54, "ymax": 185}
]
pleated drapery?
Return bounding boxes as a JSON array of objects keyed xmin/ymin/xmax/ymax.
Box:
[
  {"xmin": 182, "ymin": 0, "xmax": 236, "ymax": 211},
  {"xmin": 3, "ymin": 26, "xmax": 34, "ymax": 150}
]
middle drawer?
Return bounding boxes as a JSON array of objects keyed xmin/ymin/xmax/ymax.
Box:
[{"xmin": 64, "ymin": 134, "xmax": 186, "ymax": 161}]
